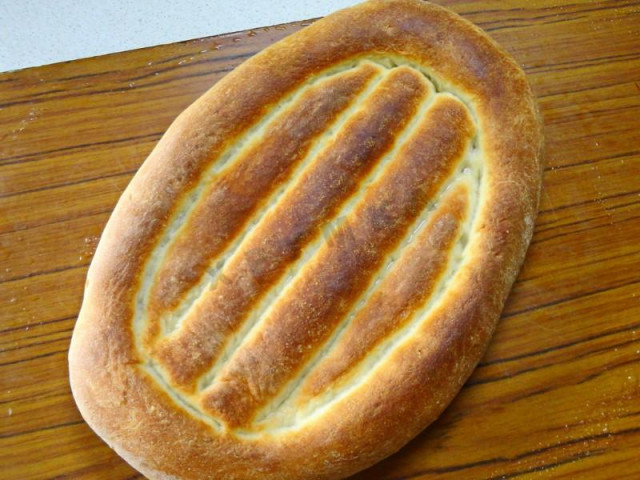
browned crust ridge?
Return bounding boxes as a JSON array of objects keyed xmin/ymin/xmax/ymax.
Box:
[{"xmin": 68, "ymin": 1, "xmax": 544, "ymax": 479}]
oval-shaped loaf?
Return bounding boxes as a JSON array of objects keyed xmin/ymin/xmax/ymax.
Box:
[{"xmin": 69, "ymin": 0, "xmax": 543, "ymax": 478}]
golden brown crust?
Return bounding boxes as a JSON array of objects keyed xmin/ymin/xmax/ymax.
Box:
[
  {"xmin": 199, "ymin": 94, "xmax": 474, "ymax": 428},
  {"xmin": 68, "ymin": 1, "xmax": 544, "ymax": 479},
  {"xmin": 153, "ymin": 66, "xmax": 430, "ymax": 391},
  {"xmin": 148, "ymin": 63, "xmax": 383, "ymax": 319},
  {"xmin": 302, "ymin": 181, "xmax": 470, "ymax": 401}
]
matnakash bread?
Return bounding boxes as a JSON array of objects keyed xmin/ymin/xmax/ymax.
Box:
[{"xmin": 68, "ymin": 1, "xmax": 544, "ymax": 478}]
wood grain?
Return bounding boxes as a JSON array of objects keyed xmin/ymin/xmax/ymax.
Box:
[{"xmin": 1, "ymin": 1, "xmax": 639, "ymax": 478}]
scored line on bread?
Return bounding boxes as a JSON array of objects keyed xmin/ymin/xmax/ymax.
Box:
[
  {"xmin": 253, "ymin": 157, "xmax": 480, "ymax": 434},
  {"xmin": 153, "ymin": 64, "xmax": 426, "ymax": 389},
  {"xmin": 132, "ymin": 56, "xmax": 483, "ymax": 432}
]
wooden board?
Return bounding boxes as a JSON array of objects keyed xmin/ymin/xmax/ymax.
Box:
[{"xmin": 1, "ymin": 1, "xmax": 639, "ymax": 478}]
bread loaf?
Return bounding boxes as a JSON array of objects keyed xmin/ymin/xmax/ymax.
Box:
[{"xmin": 68, "ymin": 0, "xmax": 544, "ymax": 478}]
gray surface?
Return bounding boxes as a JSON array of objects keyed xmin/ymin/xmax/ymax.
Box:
[{"xmin": 0, "ymin": 0, "xmax": 358, "ymax": 73}]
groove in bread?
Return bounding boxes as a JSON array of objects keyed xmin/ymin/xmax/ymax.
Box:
[
  {"xmin": 132, "ymin": 58, "xmax": 388, "ymax": 350},
  {"xmin": 199, "ymin": 95, "xmax": 475, "ymax": 427},
  {"xmin": 258, "ymin": 169, "xmax": 473, "ymax": 430},
  {"xmin": 152, "ymin": 66, "xmax": 432, "ymax": 391},
  {"xmin": 281, "ymin": 171, "xmax": 483, "ymax": 434},
  {"xmin": 134, "ymin": 56, "xmax": 489, "ymax": 430},
  {"xmin": 147, "ymin": 63, "xmax": 384, "ymax": 331}
]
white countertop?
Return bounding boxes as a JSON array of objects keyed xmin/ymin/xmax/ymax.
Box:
[{"xmin": 0, "ymin": 0, "xmax": 359, "ymax": 73}]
